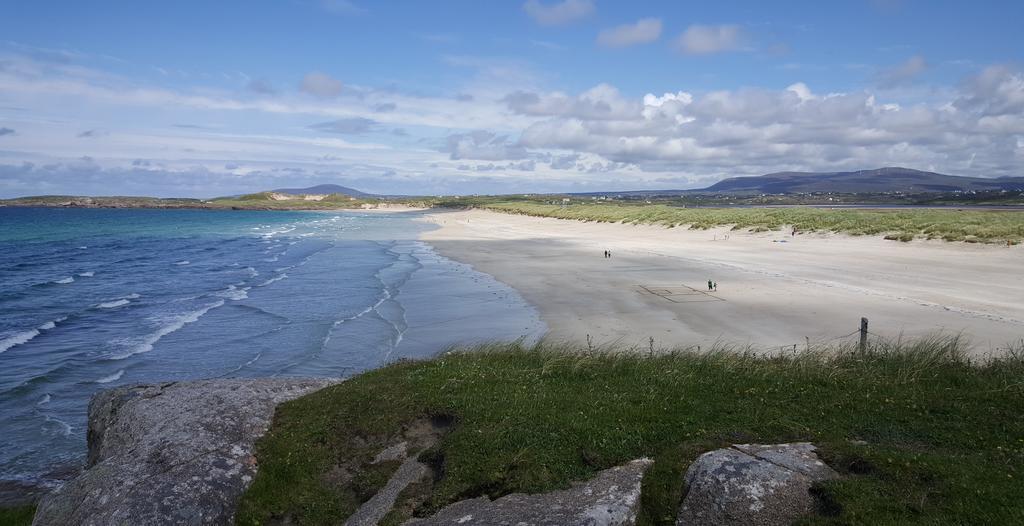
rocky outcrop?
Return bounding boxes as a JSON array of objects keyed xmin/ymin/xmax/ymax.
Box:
[
  {"xmin": 32, "ymin": 378, "xmax": 334, "ymax": 526},
  {"xmin": 405, "ymin": 458, "xmax": 652, "ymax": 526},
  {"xmin": 677, "ymin": 442, "xmax": 838, "ymax": 526}
]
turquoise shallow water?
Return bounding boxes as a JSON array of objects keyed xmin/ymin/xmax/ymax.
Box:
[{"xmin": 0, "ymin": 207, "xmax": 544, "ymax": 492}]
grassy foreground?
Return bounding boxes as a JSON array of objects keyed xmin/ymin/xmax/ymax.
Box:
[
  {"xmin": 445, "ymin": 199, "xmax": 1024, "ymax": 244},
  {"xmin": 237, "ymin": 338, "xmax": 1024, "ymax": 525},
  {"xmin": 0, "ymin": 505, "xmax": 35, "ymax": 526}
]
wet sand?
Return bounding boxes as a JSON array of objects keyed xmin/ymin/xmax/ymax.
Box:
[{"xmin": 420, "ymin": 209, "xmax": 1024, "ymax": 355}]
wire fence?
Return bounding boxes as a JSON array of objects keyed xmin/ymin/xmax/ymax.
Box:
[{"xmin": 770, "ymin": 323, "xmax": 881, "ymax": 354}]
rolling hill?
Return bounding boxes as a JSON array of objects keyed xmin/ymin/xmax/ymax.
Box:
[
  {"xmin": 699, "ymin": 167, "xmax": 1024, "ymax": 194},
  {"xmin": 270, "ymin": 184, "xmax": 373, "ymax": 198}
]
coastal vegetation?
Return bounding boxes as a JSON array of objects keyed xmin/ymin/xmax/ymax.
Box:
[
  {"xmin": 237, "ymin": 337, "xmax": 1024, "ymax": 525},
  {"xmin": 0, "ymin": 505, "xmax": 35, "ymax": 526},
  {"xmin": 0, "ymin": 192, "xmax": 375, "ymax": 211},
  {"xmin": 439, "ymin": 197, "xmax": 1024, "ymax": 243}
]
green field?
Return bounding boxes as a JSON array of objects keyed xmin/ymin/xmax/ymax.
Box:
[
  {"xmin": 441, "ymin": 198, "xmax": 1024, "ymax": 243},
  {"xmin": 236, "ymin": 337, "xmax": 1024, "ymax": 525}
]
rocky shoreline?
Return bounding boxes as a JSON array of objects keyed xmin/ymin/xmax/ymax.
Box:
[{"xmin": 32, "ymin": 379, "xmax": 335, "ymax": 526}]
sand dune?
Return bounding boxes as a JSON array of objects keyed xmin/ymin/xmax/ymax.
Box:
[{"xmin": 420, "ymin": 209, "xmax": 1024, "ymax": 355}]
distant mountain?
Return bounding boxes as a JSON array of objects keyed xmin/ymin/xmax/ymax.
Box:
[
  {"xmin": 699, "ymin": 167, "xmax": 1024, "ymax": 194},
  {"xmin": 270, "ymin": 184, "xmax": 373, "ymax": 198}
]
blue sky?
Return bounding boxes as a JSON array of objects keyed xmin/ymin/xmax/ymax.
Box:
[{"xmin": 1, "ymin": 0, "xmax": 1022, "ymax": 197}]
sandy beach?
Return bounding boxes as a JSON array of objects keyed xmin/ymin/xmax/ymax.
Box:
[{"xmin": 420, "ymin": 209, "xmax": 1024, "ymax": 355}]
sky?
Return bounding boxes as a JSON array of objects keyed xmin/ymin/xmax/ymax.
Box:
[{"xmin": 0, "ymin": 0, "xmax": 1022, "ymax": 197}]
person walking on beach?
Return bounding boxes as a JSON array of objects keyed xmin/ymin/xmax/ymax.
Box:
[
  {"xmin": 713, "ymin": 282, "xmax": 718, "ymax": 291},
  {"xmin": 708, "ymin": 279, "xmax": 713, "ymax": 291}
]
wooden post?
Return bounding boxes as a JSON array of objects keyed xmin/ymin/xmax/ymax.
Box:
[{"xmin": 859, "ymin": 317, "xmax": 869, "ymax": 352}]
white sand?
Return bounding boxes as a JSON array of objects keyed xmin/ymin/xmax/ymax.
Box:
[{"xmin": 420, "ymin": 209, "xmax": 1024, "ymax": 355}]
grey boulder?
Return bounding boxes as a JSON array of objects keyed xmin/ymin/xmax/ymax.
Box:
[
  {"xmin": 406, "ymin": 458, "xmax": 652, "ymax": 526},
  {"xmin": 677, "ymin": 442, "xmax": 837, "ymax": 526},
  {"xmin": 32, "ymin": 378, "xmax": 334, "ymax": 526}
]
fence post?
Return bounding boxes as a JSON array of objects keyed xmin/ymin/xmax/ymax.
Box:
[{"xmin": 859, "ymin": 317, "xmax": 869, "ymax": 352}]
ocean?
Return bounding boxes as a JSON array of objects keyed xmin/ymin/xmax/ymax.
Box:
[{"xmin": 0, "ymin": 207, "xmax": 544, "ymax": 494}]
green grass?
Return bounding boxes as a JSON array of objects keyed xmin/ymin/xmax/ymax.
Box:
[
  {"xmin": 446, "ymin": 200, "xmax": 1024, "ymax": 243},
  {"xmin": 0, "ymin": 505, "xmax": 36, "ymax": 526},
  {"xmin": 237, "ymin": 337, "xmax": 1024, "ymax": 525}
]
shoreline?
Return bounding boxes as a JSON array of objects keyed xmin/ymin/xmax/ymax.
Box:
[{"xmin": 418, "ymin": 209, "xmax": 1024, "ymax": 355}]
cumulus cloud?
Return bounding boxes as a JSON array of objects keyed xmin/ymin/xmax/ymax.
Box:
[
  {"xmin": 511, "ymin": 69, "xmax": 1024, "ymax": 178},
  {"xmin": 504, "ymin": 84, "xmax": 640, "ymax": 120},
  {"xmin": 301, "ymin": 71, "xmax": 343, "ymax": 97},
  {"xmin": 443, "ymin": 130, "xmax": 529, "ymax": 160},
  {"xmin": 597, "ymin": 18, "xmax": 662, "ymax": 47},
  {"xmin": 309, "ymin": 117, "xmax": 378, "ymax": 134},
  {"xmin": 523, "ymin": 0, "xmax": 594, "ymax": 26},
  {"xmin": 674, "ymin": 25, "xmax": 743, "ymax": 55},
  {"xmin": 955, "ymin": 64, "xmax": 1024, "ymax": 117},
  {"xmin": 877, "ymin": 55, "xmax": 928, "ymax": 88},
  {"xmin": 373, "ymin": 102, "xmax": 397, "ymax": 113},
  {"xmin": 0, "ymin": 127, "xmax": 14, "ymax": 136}
]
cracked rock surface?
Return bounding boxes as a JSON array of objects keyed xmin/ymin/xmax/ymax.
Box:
[
  {"xmin": 32, "ymin": 378, "xmax": 334, "ymax": 526},
  {"xmin": 677, "ymin": 442, "xmax": 837, "ymax": 526},
  {"xmin": 404, "ymin": 458, "xmax": 652, "ymax": 526}
]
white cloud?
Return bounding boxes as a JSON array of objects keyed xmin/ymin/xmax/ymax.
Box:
[
  {"xmin": 523, "ymin": 0, "xmax": 594, "ymax": 26},
  {"xmin": 444, "ymin": 131, "xmax": 529, "ymax": 160},
  {"xmin": 300, "ymin": 72, "xmax": 343, "ymax": 98},
  {"xmin": 2, "ymin": 46, "xmax": 1022, "ymax": 195},
  {"xmin": 674, "ymin": 25, "xmax": 743, "ymax": 55},
  {"xmin": 510, "ymin": 72, "xmax": 1024, "ymax": 178},
  {"xmin": 597, "ymin": 18, "xmax": 662, "ymax": 48}
]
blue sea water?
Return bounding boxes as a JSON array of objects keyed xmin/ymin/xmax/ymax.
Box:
[{"xmin": 0, "ymin": 207, "xmax": 544, "ymax": 491}]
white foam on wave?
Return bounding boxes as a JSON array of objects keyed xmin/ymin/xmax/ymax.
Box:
[
  {"xmin": 95, "ymin": 369, "xmax": 125, "ymax": 383},
  {"xmin": 321, "ymin": 289, "xmax": 393, "ymax": 348},
  {"xmin": 38, "ymin": 394, "xmax": 51, "ymax": 405},
  {"xmin": 216, "ymin": 285, "xmax": 250, "ymax": 300},
  {"xmin": 175, "ymin": 260, "xmax": 190, "ymax": 266},
  {"xmin": 97, "ymin": 299, "xmax": 131, "ymax": 309},
  {"xmin": 244, "ymin": 266, "xmax": 259, "ymax": 277},
  {"xmin": 258, "ymin": 273, "xmax": 288, "ymax": 287},
  {"xmin": 78, "ymin": 271, "xmax": 95, "ymax": 277},
  {"xmin": 261, "ymin": 226, "xmax": 296, "ymax": 239},
  {"xmin": 110, "ymin": 300, "xmax": 225, "ymax": 360},
  {"xmin": 77, "ymin": 246, "xmax": 88, "ymax": 250},
  {"xmin": 43, "ymin": 414, "xmax": 73, "ymax": 437},
  {"xmin": 54, "ymin": 277, "xmax": 74, "ymax": 284},
  {"xmin": 0, "ymin": 329, "xmax": 40, "ymax": 353},
  {"xmin": 37, "ymin": 315, "xmax": 67, "ymax": 332}
]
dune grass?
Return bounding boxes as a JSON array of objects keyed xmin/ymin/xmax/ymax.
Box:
[
  {"xmin": 451, "ymin": 200, "xmax": 1024, "ymax": 244},
  {"xmin": 236, "ymin": 337, "xmax": 1024, "ymax": 525}
]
